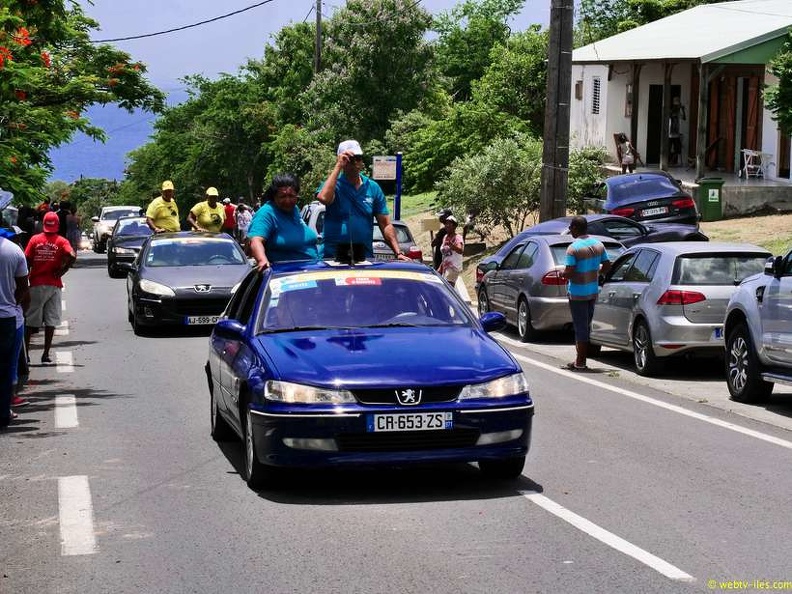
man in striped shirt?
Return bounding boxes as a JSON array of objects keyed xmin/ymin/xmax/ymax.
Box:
[{"xmin": 563, "ymin": 216, "xmax": 611, "ymax": 370}]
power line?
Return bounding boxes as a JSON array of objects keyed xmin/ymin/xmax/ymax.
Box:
[{"xmin": 92, "ymin": 0, "xmax": 279, "ymax": 43}]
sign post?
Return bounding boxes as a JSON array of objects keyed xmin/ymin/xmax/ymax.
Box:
[{"xmin": 372, "ymin": 154, "xmax": 402, "ymax": 219}]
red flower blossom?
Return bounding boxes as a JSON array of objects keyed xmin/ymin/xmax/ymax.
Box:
[
  {"xmin": 15, "ymin": 90, "xmax": 27, "ymax": 101},
  {"xmin": 13, "ymin": 27, "xmax": 31, "ymax": 47},
  {"xmin": 0, "ymin": 47, "xmax": 13, "ymax": 69},
  {"xmin": 41, "ymin": 51, "xmax": 50, "ymax": 68}
]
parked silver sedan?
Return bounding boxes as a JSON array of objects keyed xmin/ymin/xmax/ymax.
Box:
[
  {"xmin": 478, "ymin": 234, "xmax": 624, "ymax": 341},
  {"xmin": 590, "ymin": 242, "xmax": 771, "ymax": 376}
]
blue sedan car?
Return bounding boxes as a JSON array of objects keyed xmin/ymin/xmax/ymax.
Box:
[{"xmin": 206, "ymin": 260, "xmax": 534, "ymax": 489}]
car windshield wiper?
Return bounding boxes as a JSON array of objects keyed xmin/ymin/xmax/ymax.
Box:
[{"xmin": 261, "ymin": 325, "xmax": 330, "ymax": 334}]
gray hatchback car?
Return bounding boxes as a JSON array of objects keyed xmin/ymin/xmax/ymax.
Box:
[
  {"xmin": 590, "ymin": 242, "xmax": 771, "ymax": 376},
  {"xmin": 478, "ymin": 234, "xmax": 624, "ymax": 341}
]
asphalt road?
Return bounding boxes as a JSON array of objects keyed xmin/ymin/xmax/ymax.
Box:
[{"xmin": 2, "ymin": 252, "xmax": 792, "ymax": 594}]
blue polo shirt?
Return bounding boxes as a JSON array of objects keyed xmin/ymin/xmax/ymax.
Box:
[
  {"xmin": 321, "ymin": 172, "xmax": 388, "ymax": 258},
  {"xmin": 565, "ymin": 236, "xmax": 609, "ymax": 300},
  {"xmin": 247, "ymin": 202, "xmax": 319, "ymax": 263}
]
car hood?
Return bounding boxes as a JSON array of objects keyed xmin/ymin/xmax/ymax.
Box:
[
  {"xmin": 141, "ymin": 265, "xmax": 249, "ymax": 290},
  {"xmin": 257, "ymin": 326, "xmax": 518, "ymax": 388}
]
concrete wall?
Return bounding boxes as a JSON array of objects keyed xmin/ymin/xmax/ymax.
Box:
[{"xmin": 570, "ymin": 65, "xmax": 609, "ymax": 150}]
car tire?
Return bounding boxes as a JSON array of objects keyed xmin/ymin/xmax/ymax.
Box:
[
  {"xmin": 517, "ymin": 298, "xmax": 537, "ymax": 342},
  {"xmin": 131, "ymin": 310, "xmax": 147, "ymax": 337},
  {"xmin": 477, "ymin": 288, "xmax": 490, "ymax": 315},
  {"xmin": 95, "ymin": 239, "xmax": 106, "ymax": 254},
  {"xmin": 107, "ymin": 263, "xmax": 124, "ymax": 279},
  {"xmin": 210, "ymin": 386, "xmax": 235, "ymax": 442},
  {"xmin": 725, "ymin": 323, "xmax": 773, "ymax": 404},
  {"xmin": 479, "ymin": 456, "xmax": 526, "ymax": 480},
  {"xmin": 633, "ymin": 320, "xmax": 663, "ymax": 376},
  {"xmin": 243, "ymin": 407, "xmax": 272, "ymax": 490}
]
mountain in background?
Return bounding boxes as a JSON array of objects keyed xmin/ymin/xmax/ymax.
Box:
[{"xmin": 48, "ymin": 89, "xmax": 187, "ymax": 182}]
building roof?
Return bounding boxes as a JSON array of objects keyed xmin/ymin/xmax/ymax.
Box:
[{"xmin": 573, "ymin": 0, "xmax": 792, "ymax": 65}]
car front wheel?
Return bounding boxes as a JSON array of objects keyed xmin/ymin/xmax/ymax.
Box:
[
  {"xmin": 244, "ymin": 407, "xmax": 272, "ymax": 490},
  {"xmin": 479, "ymin": 456, "xmax": 526, "ymax": 480},
  {"xmin": 633, "ymin": 320, "xmax": 663, "ymax": 376},
  {"xmin": 725, "ymin": 323, "xmax": 773, "ymax": 403},
  {"xmin": 477, "ymin": 288, "xmax": 490, "ymax": 315}
]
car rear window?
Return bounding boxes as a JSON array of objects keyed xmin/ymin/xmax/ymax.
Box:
[
  {"xmin": 673, "ymin": 253, "xmax": 770, "ymax": 285},
  {"xmin": 146, "ymin": 238, "xmax": 246, "ymax": 267},
  {"xmin": 373, "ymin": 224, "xmax": 412, "ymax": 244},
  {"xmin": 102, "ymin": 208, "xmax": 140, "ymax": 221},
  {"xmin": 117, "ymin": 219, "xmax": 152, "ymax": 237},
  {"xmin": 609, "ymin": 176, "xmax": 681, "ymax": 205},
  {"xmin": 258, "ymin": 270, "xmax": 473, "ymax": 332},
  {"xmin": 550, "ymin": 242, "xmax": 624, "ymax": 265}
]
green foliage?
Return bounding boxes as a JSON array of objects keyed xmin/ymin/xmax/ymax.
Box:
[
  {"xmin": 766, "ymin": 30, "xmax": 792, "ymax": 137},
  {"xmin": 0, "ymin": 1, "xmax": 164, "ymax": 203},
  {"xmin": 433, "ymin": 0, "xmax": 524, "ymax": 101},
  {"xmin": 567, "ymin": 146, "xmax": 610, "ymax": 213},
  {"xmin": 436, "ymin": 135, "xmax": 544, "ymax": 238}
]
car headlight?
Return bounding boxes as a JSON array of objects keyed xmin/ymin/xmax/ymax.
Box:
[
  {"xmin": 113, "ymin": 247, "xmax": 135, "ymax": 254},
  {"xmin": 458, "ymin": 372, "xmax": 529, "ymax": 400},
  {"xmin": 138, "ymin": 279, "xmax": 175, "ymax": 297},
  {"xmin": 264, "ymin": 380, "xmax": 356, "ymax": 404}
]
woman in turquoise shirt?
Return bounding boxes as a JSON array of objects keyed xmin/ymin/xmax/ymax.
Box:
[{"xmin": 248, "ymin": 174, "xmax": 319, "ymax": 271}]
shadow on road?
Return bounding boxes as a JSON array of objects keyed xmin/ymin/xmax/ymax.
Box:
[{"xmin": 215, "ymin": 440, "xmax": 543, "ymax": 504}]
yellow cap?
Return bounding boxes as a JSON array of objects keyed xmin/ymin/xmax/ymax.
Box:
[
  {"xmin": 161, "ymin": 180, "xmax": 174, "ymax": 191},
  {"xmin": 205, "ymin": 186, "xmax": 219, "ymax": 197}
]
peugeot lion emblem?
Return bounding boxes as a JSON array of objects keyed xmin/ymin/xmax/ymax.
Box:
[
  {"xmin": 194, "ymin": 284, "xmax": 211, "ymax": 293},
  {"xmin": 396, "ymin": 388, "xmax": 421, "ymax": 406}
]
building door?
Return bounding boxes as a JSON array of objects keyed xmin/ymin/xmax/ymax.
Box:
[{"xmin": 646, "ymin": 84, "xmax": 681, "ymax": 165}]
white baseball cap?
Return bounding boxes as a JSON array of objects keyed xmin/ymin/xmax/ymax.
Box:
[{"xmin": 337, "ymin": 139, "xmax": 363, "ymax": 156}]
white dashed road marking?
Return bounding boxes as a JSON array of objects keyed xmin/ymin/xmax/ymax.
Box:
[
  {"xmin": 522, "ymin": 491, "xmax": 694, "ymax": 582},
  {"xmin": 55, "ymin": 395, "xmax": 79, "ymax": 429},
  {"xmin": 61, "ymin": 299, "xmax": 66, "ymax": 311},
  {"xmin": 55, "ymin": 320, "xmax": 69, "ymax": 336},
  {"xmin": 58, "ymin": 475, "xmax": 97, "ymax": 556},
  {"xmin": 55, "ymin": 351, "xmax": 74, "ymax": 373},
  {"xmin": 503, "ymin": 344, "xmax": 792, "ymax": 451}
]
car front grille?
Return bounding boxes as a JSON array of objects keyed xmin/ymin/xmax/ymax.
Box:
[
  {"xmin": 165, "ymin": 298, "xmax": 230, "ymax": 316},
  {"xmin": 336, "ymin": 428, "xmax": 480, "ymax": 452},
  {"xmin": 352, "ymin": 386, "xmax": 462, "ymax": 405}
]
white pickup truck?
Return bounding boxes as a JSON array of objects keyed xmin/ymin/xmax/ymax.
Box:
[{"xmin": 724, "ymin": 250, "xmax": 792, "ymax": 403}]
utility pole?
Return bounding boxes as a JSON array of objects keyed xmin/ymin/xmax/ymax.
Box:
[
  {"xmin": 314, "ymin": 0, "xmax": 322, "ymax": 73},
  {"xmin": 539, "ymin": 0, "xmax": 575, "ymax": 221}
]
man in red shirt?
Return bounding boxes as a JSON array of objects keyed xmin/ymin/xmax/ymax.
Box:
[
  {"xmin": 221, "ymin": 198, "xmax": 236, "ymax": 236},
  {"xmin": 24, "ymin": 212, "xmax": 76, "ymax": 364}
]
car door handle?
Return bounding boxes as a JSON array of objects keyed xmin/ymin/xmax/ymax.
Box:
[{"xmin": 632, "ymin": 293, "xmax": 641, "ymax": 301}]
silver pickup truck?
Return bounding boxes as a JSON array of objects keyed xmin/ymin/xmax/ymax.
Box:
[{"xmin": 724, "ymin": 251, "xmax": 792, "ymax": 403}]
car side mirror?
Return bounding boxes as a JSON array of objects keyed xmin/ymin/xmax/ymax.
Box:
[
  {"xmin": 766, "ymin": 255, "xmax": 784, "ymax": 278},
  {"xmin": 480, "ymin": 311, "xmax": 507, "ymax": 333},
  {"xmin": 117, "ymin": 261, "xmax": 134, "ymax": 272},
  {"xmin": 91, "ymin": 216, "xmax": 99, "ymax": 223},
  {"xmin": 214, "ymin": 318, "xmax": 245, "ymax": 339}
]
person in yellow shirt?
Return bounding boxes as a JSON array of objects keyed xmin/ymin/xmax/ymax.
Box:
[
  {"xmin": 187, "ymin": 187, "xmax": 225, "ymax": 233},
  {"xmin": 146, "ymin": 180, "xmax": 180, "ymax": 233}
]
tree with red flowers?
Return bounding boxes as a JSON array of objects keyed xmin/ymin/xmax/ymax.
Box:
[{"xmin": 0, "ymin": 0, "xmax": 164, "ymax": 203}]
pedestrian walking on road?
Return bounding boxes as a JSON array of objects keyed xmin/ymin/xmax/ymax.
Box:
[
  {"xmin": 66, "ymin": 205, "xmax": 82, "ymax": 251},
  {"xmin": 24, "ymin": 212, "xmax": 76, "ymax": 365},
  {"xmin": 146, "ymin": 181, "xmax": 180, "ymax": 233},
  {"xmin": 431, "ymin": 209, "xmax": 452, "ymax": 271},
  {"xmin": 188, "ymin": 187, "xmax": 225, "ymax": 233},
  {"xmin": 562, "ymin": 216, "xmax": 611, "ymax": 371},
  {"xmin": 316, "ymin": 139, "xmax": 408, "ymax": 262},
  {"xmin": 0, "ymin": 227, "xmax": 30, "ymax": 429},
  {"xmin": 221, "ymin": 198, "xmax": 237, "ymax": 237},
  {"xmin": 235, "ymin": 204, "xmax": 252, "ymax": 244},
  {"xmin": 248, "ymin": 174, "xmax": 320, "ymax": 271},
  {"xmin": 438, "ymin": 215, "xmax": 464, "ymax": 287}
]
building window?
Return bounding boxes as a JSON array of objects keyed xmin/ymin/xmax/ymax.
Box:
[
  {"xmin": 625, "ymin": 83, "xmax": 633, "ymax": 118},
  {"xmin": 591, "ymin": 77, "xmax": 601, "ymax": 114},
  {"xmin": 575, "ymin": 80, "xmax": 583, "ymax": 100}
]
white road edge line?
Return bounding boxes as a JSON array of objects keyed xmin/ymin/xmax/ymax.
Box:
[
  {"xmin": 58, "ymin": 475, "xmax": 97, "ymax": 556},
  {"xmin": 56, "ymin": 351, "xmax": 74, "ymax": 373},
  {"xmin": 522, "ymin": 491, "xmax": 694, "ymax": 582},
  {"xmin": 55, "ymin": 395, "xmax": 78, "ymax": 429},
  {"xmin": 61, "ymin": 299, "xmax": 66, "ymax": 311},
  {"xmin": 499, "ymin": 336, "xmax": 792, "ymax": 451}
]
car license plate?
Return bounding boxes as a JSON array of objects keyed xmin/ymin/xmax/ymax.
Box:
[
  {"xmin": 367, "ymin": 412, "xmax": 453, "ymax": 432},
  {"xmin": 185, "ymin": 315, "xmax": 221, "ymax": 325},
  {"xmin": 641, "ymin": 206, "xmax": 669, "ymax": 217},
  {"xmin": 712, "ymin": 327, "xmax": 724, "ymax": 340},
  {"xmin": 374, "ymin": 253, "xmax": 395, "ymax": 261}
]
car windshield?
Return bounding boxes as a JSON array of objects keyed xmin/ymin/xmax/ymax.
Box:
[
  {"xmin": 373, "ymin": 224, "xmax": 412, "ymax": 243},
  {"xmin": 116, "ymin": 218, "xmax": 152, "ymax": 237},
  {"xmin": 549, "ymin": 242, "xmax": 624, "ymax": 265},
  {"xmin": 102, "ymin": 208, "xmax": 140, "ymax": 221},
  {"xmin": 145, "ymin": 238, "xmax": 246, "ymax": 267},
  {"xmin": 609, "ymin": 176, "xmax": 681, "ymax": 205},
  {"xmin": 673, "ymin": 253, "xmax": 770, "ymax": 285},
  {"xmin": 257, "ymin": 269, "xmax": 474, "ymax": 332}
]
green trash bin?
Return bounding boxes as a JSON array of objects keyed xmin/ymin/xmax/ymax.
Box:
[{"xmin": 697, "ymin": 177, "xmax": 724, "ymax": 222}]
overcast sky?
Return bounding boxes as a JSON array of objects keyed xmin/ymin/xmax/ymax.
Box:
[{"xmin": 80, "ymin": 0, "xmax": 552, "ymax": 88}]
